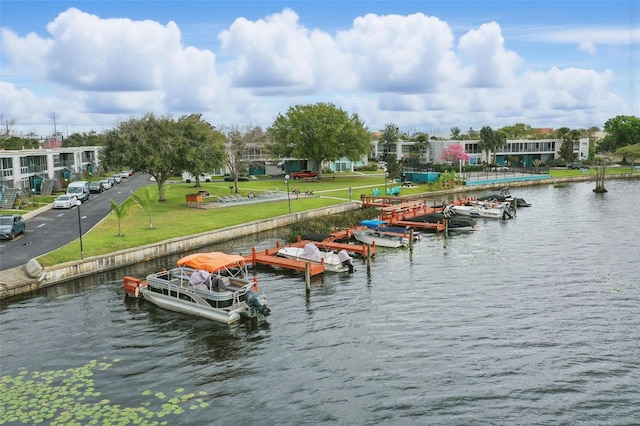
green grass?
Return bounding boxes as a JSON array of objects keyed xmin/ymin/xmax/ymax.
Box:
[{"xmin": 21, "ymin": 167, "xmax": 638, "ymax": 266}]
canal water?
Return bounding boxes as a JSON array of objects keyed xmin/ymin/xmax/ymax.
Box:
[{"xmin": 1, "ymin": 179, "xmax": 639, "ymax": 425}]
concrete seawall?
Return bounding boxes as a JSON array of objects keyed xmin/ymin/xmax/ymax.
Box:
[{"xmin": 0, "ymin": 202, "xmax": 361, "ymax": 299}]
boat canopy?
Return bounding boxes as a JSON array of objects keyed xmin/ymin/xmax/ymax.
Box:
[
  {"xmin": 361, "ymin": 219, "xmax": 388, "ymax": 228},
  {"xmin": 177, "ymin": 252, "xmax": 247, "ymax": 273}
]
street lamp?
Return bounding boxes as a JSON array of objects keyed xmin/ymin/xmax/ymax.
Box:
[
  {"xmin": 384, "ymin": 167, "xmax": 387, "ymax": 196},
  {"xmin": 75, "ymin": 200, "xmax": 84, "ymax": 259},
  {"xmin": 284, "ymin": 174, "xmax": 291, "ymax": 214}
]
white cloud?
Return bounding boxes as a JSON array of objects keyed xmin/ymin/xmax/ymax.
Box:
[
  {"xmin": 523, "ymin": 26, "xmax": 640, "ymax": 54},
  {"xmin": 336, "ymin": 12, "xmax": 460, "ymax": 93},
  {"xmin": 0, "ymin": 7, "xmax": 633, "ymax": 136},
  {"xmin": 457, "ymin": 22, "xmax": 523, "ymax": 88}
]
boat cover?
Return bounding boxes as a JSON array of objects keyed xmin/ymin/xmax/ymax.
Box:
[
  {"xmin": 361, "ymin": 219, "xmax": 388, "ymax": 228},
  {"xmin": 337, "ymin": 250, "xmax": 352, "ymax": 262},
  {"xmin": 301, "ymin": 243, "xmax": 323, "ymax": 262},
  {"xmin": 177, "ymin": 252, "xmax": 246, "ymax": 272}
]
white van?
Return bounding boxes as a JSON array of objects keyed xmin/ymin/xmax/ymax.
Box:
[
  {"xmin": 67, "ymin": 181, "xmax": 90, "ymax": 202},
  {"xmin": 182, "ymin": 172, "xmax": 212, "ymax": 183}
]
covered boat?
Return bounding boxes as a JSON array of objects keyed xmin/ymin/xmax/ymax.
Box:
[
  {"xmin": 353, "ymin": 229, "xmax": 409, "ymax": 248},
  {"xmin": 409, "ymin": 205, "xmax": 479, "ymax": 231},
  {"xmin": 477, "ymin": 187, "xmax": 531, "ymax": 207},
  {"xmin": 123, "ymin": 252, "xmax": 271, "ymax": 324},
  {"xmin": 452, "ymin": 200, "xmax": 514, "ymax": 220},
  {"xmin": 360, "ymin": 219, "xmax": 421, "ymax": 241},
  {"xmin": 277, "ymin": 242, "xmax": 354, "ymax": 273}
]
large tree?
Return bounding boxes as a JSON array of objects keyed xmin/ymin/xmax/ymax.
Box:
[
  {"xmin": 222, "ymin": 124, "xmax": 265, "ymax": 192},
  {"xmin": 479, "ymin": 126, "xmax": 506, "ymax": 164},
  {"xmin": 599, "ymin": 115, "xmax": 640, "ymax": 152},
  {"xmin": 557, "ymin": 127, "xmax": 580, "ymax": 163},
  {"xmin": 379, "ymin": 123, "xmax": 400, "ymax": 160},
  {"xmin": 268, "ymin": 103, "xmax": 370, "ymax": 179},
  {"xmin": 615, "ymin": 143, "xmax": 640, "ymax": 168},
  {"xmin": 179, "ymin": 114, "xmax": 226, "ymax": 188},
  {"xmin": 102, "ymin": 113, "xmax": 218, "ymax": 201}
]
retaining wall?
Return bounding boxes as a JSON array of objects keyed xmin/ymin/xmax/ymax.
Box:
[{"xmin": 1, "ymin": 202, "xmax": 361, "ymax": 299}]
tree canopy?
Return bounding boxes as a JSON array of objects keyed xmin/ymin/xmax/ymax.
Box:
[
  {"xmin": 180, "ymin": 114, "xmax": 226, "ymax": 187},
  {"xmin": 268, "ymin": 103, "xmax": 370, "ymax": 178},
  {"xmin": 557, "ymin": 127, "xmax": 581, "ymax": 163},
  {"xmin": 615, "ymin": 143, "xmax": 640, "ymax": 167},
  {"xmin": 479, "ymin": 126, "xmax": 506, "ymax": 164},
  {"xmin": 102, "ymin": 113, "xmax": 221, "ymax": 201},
  {"xmin": 599, "ymin": 115, "xmax": 640, "ymax": 152},
  {"xmin": 222, "ymin": 124, "xmax": 265, "ymax": 192},
  {"xmin": 439, "ymin": 144, "xmax": 470, "ymax": 163}
]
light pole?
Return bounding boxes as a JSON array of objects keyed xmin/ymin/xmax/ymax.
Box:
[
  {"xmin": 75, "ymin": 200, "xmax": 84, "ymax": 259},
  {"xmin": 284, "ymin": 174, "xmax": 291, "ymax": 214},
  {"xmin": 384, "ymin": 167, "xmax": 387, "ymax": 196}
]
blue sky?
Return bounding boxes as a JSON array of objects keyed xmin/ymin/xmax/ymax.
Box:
[{"xmin": 1, "ymin": 1, "xmax": 638, "ymax": 137}]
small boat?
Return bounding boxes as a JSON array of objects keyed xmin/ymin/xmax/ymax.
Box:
[
  {"xmin": 277, "ymin": 242, "xmax": 354, "ymax": 273},
  {"xmin": 123, "ymin": 252, "xmax": 271, "ymax": 324},
  {"xmin": 452, "ymin": 200, "xmax": 514, "ymax": 220},
  {"xmin": 353, "ymin": 228, "xmax": 409, "ymax": 248},
  {"xmin": 477, "ymin": 187, "xmax": 531, "ymax": 207},
  {"xmin": 409, "ymin": 206, "xmax": 479, "ymax": 232},
  {"xmin": 360, "ymin": 219, "xmax": 422, "ymax": 241}
]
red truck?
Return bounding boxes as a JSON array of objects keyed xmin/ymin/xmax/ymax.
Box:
[{"xmin": 289, "ymin": 170, "xmax": 318, "ymax": 180}]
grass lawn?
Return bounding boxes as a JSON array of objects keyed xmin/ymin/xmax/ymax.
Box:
[{"xmin": 13, "ymin": 167, "xmax": 637, "ymax": 266}]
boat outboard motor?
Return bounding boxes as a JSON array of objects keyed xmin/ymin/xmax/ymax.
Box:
[
  {"xmin": 245, "ymin": 290, "xmax": 271, "ymax": 317},
  {"xmin": 337, "ymin": 249, "xmax": 355, "ymax": 273}
]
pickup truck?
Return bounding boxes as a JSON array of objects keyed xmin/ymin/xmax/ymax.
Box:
[{"xmin": 289, "ymin": 170, "xmax": 318, "ymax": 180}]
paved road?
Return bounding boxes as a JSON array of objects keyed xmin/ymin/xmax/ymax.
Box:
[{"xmin": 0, "ymin": 173, "xmax": 151, "ymax": 271}]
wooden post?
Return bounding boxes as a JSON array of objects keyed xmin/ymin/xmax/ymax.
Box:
[
  {"xmin": 409, "ymin": 229, "xmax": 414, "ymax": 250},
  {"xmin": 444, "ymin": 218, "xmax": 449, "ymax": 238},
  {"xmin": 366, "ymin": 243, "xmax": 371, "ymax": 272},
  {"xmin": 305, "ymin": 263, "xmax": 311, "ymax": 292}
]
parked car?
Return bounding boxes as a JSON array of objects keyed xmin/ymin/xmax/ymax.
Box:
[
  {"xmin": 224, "ymin": 175, "xmax": 250, "ymax": 182},
  {"xmin": 100, "ymin": 179, "xmax": 112, "ymax": 190},
  {"xmin": 0, "ymin": 214, "xmax": 25, "ymax": 240},
  {"xmin": 110, "ymin": 174, "xmax": 122, "ymax": 184},
  {"xmin": 66, "ymin": 181, "xmax": 90, "ymax": 202},
  {"xmin": 89, "ymin": 181, "xmax": 104, "ymax": 193},
  {"xmin": 490, "ymin": 166, "xmax": 509, "ymax": 172},
  {"xmin": 53, "ymin": 194, "xmax": 78, "ymax": 209},
  {"xmin": 568, "ymin": 163, "xmax": 589, "ymax": 169},
  {"xmin": 183, "ymin": 172, "xmax": 213, "ymax": 183},
  {"xmin": 289, "ymin": 170, "xmax": 318, "ymax": 180}
]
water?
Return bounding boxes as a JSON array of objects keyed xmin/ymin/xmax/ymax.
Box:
[{"xmin": 2, "ymin": 180, "xmax": 639, "ymax": 425}]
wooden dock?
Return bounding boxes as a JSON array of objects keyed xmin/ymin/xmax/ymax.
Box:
[
  {"xmin": 245, "ymin": 246, "xmax": 325, "ymax": 276},
  {"xmin": 359, "ymin": 195, "xmax": 475, "ymax": 233},
  {"xmin": 244, "ymin": 239, "xmax": 374, "ymax": 277}
]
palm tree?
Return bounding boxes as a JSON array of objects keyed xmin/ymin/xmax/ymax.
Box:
[
  {"xmin": 130, "ymin": 187, "xmax": 154, "ymax": 229},
  {"xmin": 109, "ymin": 199, "xmax": 132, "ymax": 237}
]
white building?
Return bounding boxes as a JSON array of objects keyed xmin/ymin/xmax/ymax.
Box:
[
  {"xmin": 0, "ymin": 146, "xmax": 102, "ymax": 191},
  {"xmin": 371, "ymin": 137, "xmax": 589, "ymax": 167}
]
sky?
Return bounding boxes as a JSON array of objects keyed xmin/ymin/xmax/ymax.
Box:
[{"xmin": 1, "ymin": 0, "xmax": 639, "ymax": 138}]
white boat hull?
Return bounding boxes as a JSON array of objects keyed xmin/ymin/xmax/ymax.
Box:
[
  {"xmin": 353, "ymin": 230, "xmax": 409, "ymax": 248},
  {"xmin": 277, "ymin": 243, "xmax": 353, "ymax": 273},
  {"xmin": 141, "ymin": 288, "xmax": 243, "ymax": 324},
  {"xmin": 452, "ymin": 204, "xmax": 509, "ymax": 219}
]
